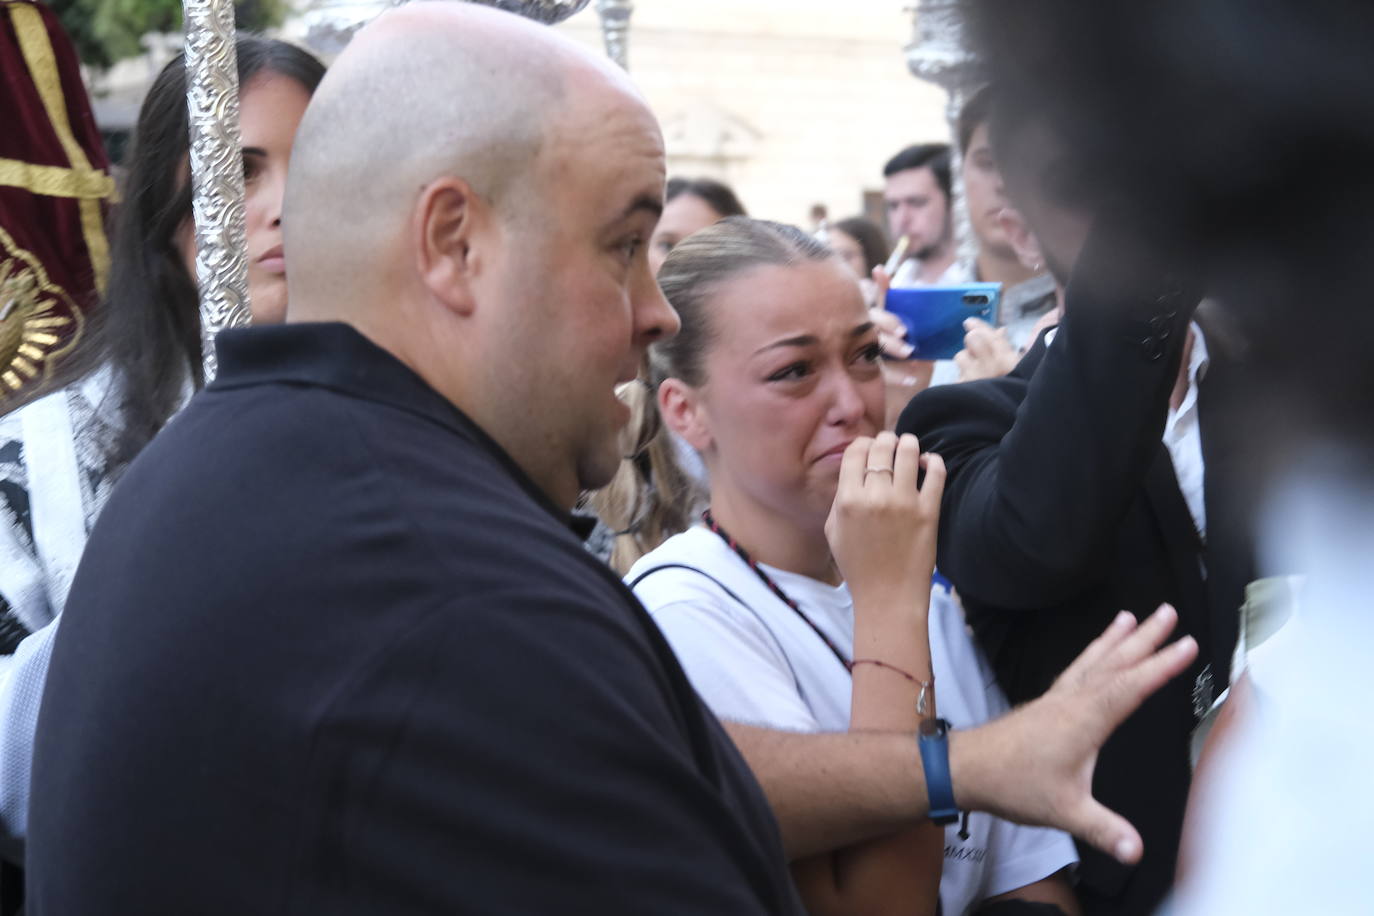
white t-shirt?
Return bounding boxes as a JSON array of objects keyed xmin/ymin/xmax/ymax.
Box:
[{"xmin": 628, "ymin": 526, "xmax": 1078, "ymax": 916}]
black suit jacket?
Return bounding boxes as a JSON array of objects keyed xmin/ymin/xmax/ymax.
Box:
[
  {"xmin": 28, "ymin": 324, "xmax": 804, "ymax": 916},
  {"xmin": 899, "ymin": 293, "xmax": 1254, "ymax": 916}
]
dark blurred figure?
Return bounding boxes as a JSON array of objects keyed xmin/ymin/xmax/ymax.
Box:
[
  {"xmin": 962, "ymin": 0, "xmax": 1374, "ymax": 466},
  {"xmin": 960, "ymin": 0, "xmax": 1374, "ymax": 913},
  {"xmin": 899, "ymin": 64, "xmax": 1258, "ymax": 916}
]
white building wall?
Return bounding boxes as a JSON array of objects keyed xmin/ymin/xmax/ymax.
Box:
[
  {"xmin": 91, "ymin": 1, "xmax": 953, "ymax": 232},
  {"xmin": 555, "ymin": 0, "xmax": 951, "ymax": 228}
]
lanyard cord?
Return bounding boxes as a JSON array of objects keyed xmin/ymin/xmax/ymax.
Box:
[
  {"xmin": 702, "ymin": 511, "xmax": 965, "ymax": 835},
  {"xmin": 701, "ymin": 509, "xmax": 853, "ymax": 673}
]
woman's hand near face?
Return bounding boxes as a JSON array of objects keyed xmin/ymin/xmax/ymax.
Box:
[
  {"xmin": 807, "ymin": 431, "xmax": 947, "ymax": 916},
  {"xmin": 825, "ymin": 432, "xmax": 946, "ymax": 617}
]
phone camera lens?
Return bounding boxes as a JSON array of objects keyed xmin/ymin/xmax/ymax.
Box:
[{"xmin": 964, "ymin": 294, "xmax": 989, "ymax": 305}]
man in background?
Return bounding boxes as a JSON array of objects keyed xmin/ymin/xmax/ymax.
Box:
[{"xmin": 883, "ymin": 142, "xmax": 959, "ymax": 286}]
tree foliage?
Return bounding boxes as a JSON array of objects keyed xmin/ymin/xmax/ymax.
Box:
[{"xmin": 47, "ymin": 0, "xmax": 290, "ymax": 69}]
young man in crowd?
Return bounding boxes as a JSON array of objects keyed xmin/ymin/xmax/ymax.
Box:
[
  {"xmin": 957, "ymin": 87, "xmax": 1059, "ymax": 352},
  {"xmin": 883, "ymin": 142, "xmax": 959, "ymax": 287}
]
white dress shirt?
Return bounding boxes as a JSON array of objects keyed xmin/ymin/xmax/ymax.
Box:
[{"xmin": 1163, "ymin": 324, "xmax": 1210, "ymax": 540}]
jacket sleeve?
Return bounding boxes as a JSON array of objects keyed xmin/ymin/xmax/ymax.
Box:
[{"xmin": 898, "ymin": 277, "xmax": 1197, "ymax": 610}]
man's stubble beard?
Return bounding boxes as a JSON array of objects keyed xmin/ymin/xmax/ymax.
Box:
[{"xmin": 913, "ymin": 214, "xmax": 955, "ymax": 263}]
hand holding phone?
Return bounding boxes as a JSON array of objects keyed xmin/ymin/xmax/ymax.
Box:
[{"xmin": 883, "ymin": 283, "xmax": 1002, "ymax": 361}]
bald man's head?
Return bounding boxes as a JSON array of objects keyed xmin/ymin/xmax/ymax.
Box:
[
  {"xmin": 277, "ymin": 2, "xmax": 676, "ymax": 510},
  {"xmin": 282, "ymin": 3, "xmax": 600, "ymax": 311}
]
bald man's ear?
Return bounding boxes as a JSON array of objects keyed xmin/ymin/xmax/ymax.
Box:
[{"xmin": 416, "ymin": 178, "xmax": 482, "ymax": 316}]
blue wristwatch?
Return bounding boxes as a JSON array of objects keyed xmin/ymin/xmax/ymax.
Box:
[{"xmin": 918, "ymin": 717, "xmax": 959, "ymax": 825}]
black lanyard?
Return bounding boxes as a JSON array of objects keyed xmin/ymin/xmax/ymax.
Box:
[{"xmin": 701, "ymin": 509, "xmax": 852, "ymax": 673}]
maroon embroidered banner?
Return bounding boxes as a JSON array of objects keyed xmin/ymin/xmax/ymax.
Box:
[{"xmin": 0, "ymin": 0, "xmax": 113, "ymax": 400}]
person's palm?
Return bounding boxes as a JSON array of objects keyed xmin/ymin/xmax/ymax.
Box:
[{"xmin": 955, "ymin": 604, "xmax": 1198, "ymax": 863}]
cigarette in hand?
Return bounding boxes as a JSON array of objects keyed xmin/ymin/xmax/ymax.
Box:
[{"xmin": 883, "ymin": 236, "xmax": 910, "ymax": 276}]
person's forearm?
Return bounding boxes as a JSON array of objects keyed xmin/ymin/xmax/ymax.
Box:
[
  {"xmin": 806, "ymin": 591, "xmax": 940, "ymax": 916},
  {"xmin": 849, "ymin": 585, "xmax": 934, "ymax": 731},
  {"xmin": 721, "ymin": 718, "xmax": 1036, "ymax": 859},
  {"xmin": 723, "ymin": 722, "xmax": 931, "ymax": 859},
  {"xmin": 726, "ymin": 605, "xmax": 1197, "ymax": 870}
]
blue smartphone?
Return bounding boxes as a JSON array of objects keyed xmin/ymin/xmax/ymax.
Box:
[{"xmin": 883, "ymin": 283, "xmax": 1002, "ymax": 361}]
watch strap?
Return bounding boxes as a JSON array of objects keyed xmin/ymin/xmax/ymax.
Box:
[{"xmin": 918, "ymin": 717, "xmax": 959, "ymax": 825}]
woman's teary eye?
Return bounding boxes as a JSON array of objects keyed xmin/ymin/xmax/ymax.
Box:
[
  {"xmin": 767, "ymin": 362, "xmax": 810, "ymax": 383},
  {"xmin": 619, "ymin": 236, "xmax": 643, "ymax": 262},
  {"xmin": 858, "ymin": 342, "xmax": 883, "ymax": 364}
]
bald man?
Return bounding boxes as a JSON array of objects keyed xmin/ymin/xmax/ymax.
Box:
[{"xmin": 23, "ymin": 7, "xmax": 801, "ymax": 914}]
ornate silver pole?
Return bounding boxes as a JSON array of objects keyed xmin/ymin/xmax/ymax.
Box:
[
  {"xmin": 468, "ymin": 0, "xmax": 592, "ymax": 23},
  {"xmin": 904, "ymin": 0, "xmax": 983, "ymax": 267},
  {"xmin": 595, "ymin": 0, "xmax": 633, "ymax": 70},
  {"xmin": 183, "ymin": 0, "xmax": 251, "ymax": 381}
]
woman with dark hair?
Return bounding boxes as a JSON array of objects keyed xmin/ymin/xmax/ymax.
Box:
[
  {"xmin": 95, "ymin": 36, "xmax": 326, "ymax": 468},
  {"xmin": 824, "ymin": 215, "xmax": 889, "ymax": 309},
  {"xmin": 0, "ymin": 35, "xmax": 324, "ymax": 841},
  {"xmin": 828, "ymin": 216, "xmax": 889, "ymax": 281},
  {"xmin": 647, "ymin": 176, "xmax": 747, "ymax": 275},
  {"xmin": 0, "ymin": 36, "xmax": 323, "ymax": 644}
]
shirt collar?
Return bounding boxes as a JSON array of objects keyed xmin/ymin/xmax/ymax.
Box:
[
  {"xmin": 210, "ymin": 322, "xmax": 590, "ymax": 539},
  {"xmin": 1188, "ymin": 321, "xmax": 1211, "ymax": 385}
]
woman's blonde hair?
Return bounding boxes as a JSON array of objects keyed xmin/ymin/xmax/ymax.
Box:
[{"xmin": 591, "ymin": 217, "xmax": 834, "ymax": 573}]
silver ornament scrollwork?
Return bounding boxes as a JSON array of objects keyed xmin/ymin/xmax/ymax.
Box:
[
  {"xmin": 184, "ymin": 0, "xmax": 251, "ymax": 381},
  {"xmin": 302, "ymin": 1, "xmax": 594, "ymax": 59},
  {"xmin": 904, "ymin": 0, "xmax": 985, "ymax": 268},
  {"xmin": 467, "ymin": 0, "xmax": 591, "ymax": 24},
  {"xmin": 595, "ymin": 0, "xmax": 633, "ymax": 70}
]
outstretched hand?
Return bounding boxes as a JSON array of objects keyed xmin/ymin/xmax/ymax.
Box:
[{"xmin": 952, "ymin": 604, "xmax": 1198, "ymax": 864}]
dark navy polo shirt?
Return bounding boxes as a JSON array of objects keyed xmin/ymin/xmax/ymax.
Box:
[{"xmin": 28, "ymin": 322, "xmax": 803, "ymax": 915}]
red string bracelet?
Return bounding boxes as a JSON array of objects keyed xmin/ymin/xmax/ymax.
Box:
[
  {"xmin": 852, "ymin": 659, "xmax": 935, "ymax": 715},
  {"xmin": 852, "ymin": 658, "xmax": 930, "ymax": 684}
]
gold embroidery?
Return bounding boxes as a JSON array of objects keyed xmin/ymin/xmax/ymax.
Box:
[
  {"xmin": 78, "ymin": 197, "xmax": 110, "ymax": 294},
  {"xmin": 7, "ymin": 2, "xmax": 111, "ymax": 293},
  {"xmin": 0, "ymin": 225, "xmax": 84, "ymax": 397},
  {"xmin": 0, "ymin": 157, "xmax": 115, "ymax": 199}
]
